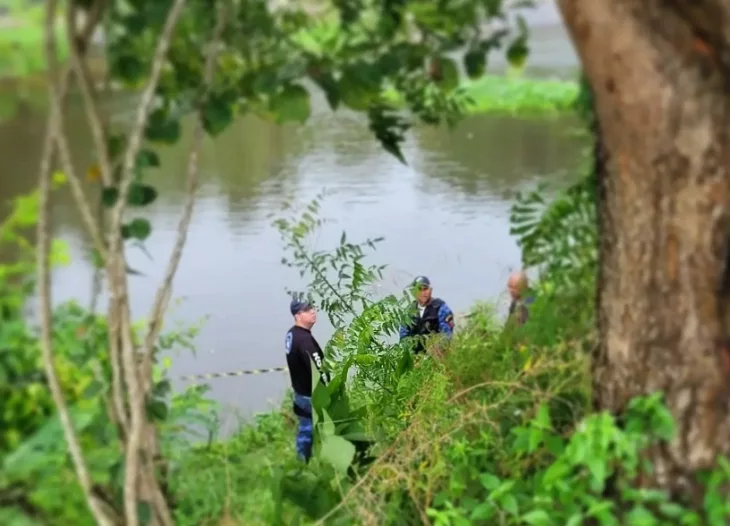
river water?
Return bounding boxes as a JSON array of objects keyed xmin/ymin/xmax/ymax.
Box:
[{"xmin": 1, "ymin": 16, "xmax": 585, "ymax": 423}]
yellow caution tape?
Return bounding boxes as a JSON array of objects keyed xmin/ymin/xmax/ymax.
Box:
[{"xmin": 180, "ymin": 366, "xmax": 289, "ymax": 381}]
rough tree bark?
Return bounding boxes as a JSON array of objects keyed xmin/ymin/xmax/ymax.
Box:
[{"xmin": 557, "ymin": 0, "xmax": 730, "ymax": 499}]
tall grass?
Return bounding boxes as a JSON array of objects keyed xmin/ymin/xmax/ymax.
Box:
[{"xmin": 164, "ymin": 296, "xmax": 592, "ymax": 525}]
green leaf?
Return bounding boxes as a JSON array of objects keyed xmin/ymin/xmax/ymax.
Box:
[
  {"xmin": 90, "ymin": 248, "xmax": 105, "ymax": 269},
  {"xmin": 102, "ymin": 187, "xmax": 119, "ymax": 208},
  {"xmin": 340, "ymin": 421, "xmax": 371, "ymax": 442},
  {"xmin": 367, "ymin": 104, "xmax": 410, "ymax": 165},
  {"xmin": 202, "ymin": 93, "xmax": 235, "ymax": 136},
  {"xmin": 521, "ymin": 510, "xmax": 551, "ymax": 526},
  {"xmin": 464, "ymin": 49, "xmax": 486, "ymax": 79},
  {"xmin": 626, "ymin": 506, "xmax": 657, "ymax": 525},
  {"xmin": 586, "ymin": 456, "xmax": 607, "ymax": 491},
  {"xmin": 471, "ymin": 501, "xmax": 495, "ymax": 521},
  {"xmin": 321, "ymin": 409, "xmax": 335, "ymax": 437},
  {"xmin": 480, "ymin": 473, "xmax": 501, "ymax": 491},
  {"xmin": 320, "ymin": 434, "xmax": 355, "ymax": 474},
  {"xmin": 432, "ymin": 57, "xmax": 459, "ymax": 92},
  {"xmin": 396, "ymin": 347, "xmax": 414, "ymax": 377},
  {"xmin": 137, "ymin": 501, "xmax": 152, "ymax": 526},
  {"xmin": 501, "ymin": 494, "xmax": 519, "ymax": 516},
  {"xmin": 125, "ymin": 218, "xmax": 152, "ymax": 241},
  {"xmin": 145, "ymin": 109, "xmax": 181, "ymax": 144},
  {"xmin": 506, "ymin": 37, "xmax": 529, "ymax": 69},
  {"xmin": 339, "ymin": 63, "xmax": 382, "ymax": 111},
  {"xmin": 111, "ymin": 54, "xmax": 146, "ymax": 85},
  {"xmin": 355, "ymin": 354, "xmax": 376, "ymax": 366},
  {"xmin": 128, "ymin": 184, "xmax": 158, "ymax": 207},
  {"xmin": 270, "ymin": 84, "xmax": 311, "ymax": 124},
  {"xmin": 136, "ymin": 149, "xmax": 160, "ymax": 169},
  {"xmin": 146, "ymin": 400, "xmax": 168, "ymax": 422},
  {"xmin": 312, "ymin": 381, "xmax": 331, "ymax": 416},
  {"xmin": 3, "ymin": 405, "xmax": 96, "ymax": 479}
]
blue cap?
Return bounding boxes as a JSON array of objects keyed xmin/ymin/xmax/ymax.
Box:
[
  {"xmin": 290, "ymin": 298, "xmax": 313, "ymax": 316},
  {"xmin": 413, "ymin": 275, "xmax": 431, "ymax": 287}
]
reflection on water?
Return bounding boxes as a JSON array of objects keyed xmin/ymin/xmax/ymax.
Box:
[{"xmin": 0, "ymin": 20, "xmax": 587, "ymax": 424}]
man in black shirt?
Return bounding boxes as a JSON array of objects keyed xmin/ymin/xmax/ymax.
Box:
[{"xmin": 285, "ymin": 297, "xmax": 329, "ymax": 462}]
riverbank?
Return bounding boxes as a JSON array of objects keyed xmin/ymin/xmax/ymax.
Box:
[
  {"xmin": 0, "ymin": 19, "xmax": 67, "ymax": 79},
  {"xmin": 1, "ymin": 18, "xmax": 579, "ymax": 119},
  {"xmin": 0, "ymin": 292, "xmax": 594, "ymax": 525},
  {"xmin": 3, "ymin": 161, "xmax": 719, "ymax": 524},
  {"xmin": 163, "ymin": 299, "xmax": 593, "ymax": 525}
]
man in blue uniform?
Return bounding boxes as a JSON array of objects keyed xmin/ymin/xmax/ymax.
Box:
[
  {"xmin": 399, "ymin": 276, "xmax": 455, "ymax": 354},
  {"xmin": 285, "ymin": 297, "xmax": 329, "ymax": 463}
]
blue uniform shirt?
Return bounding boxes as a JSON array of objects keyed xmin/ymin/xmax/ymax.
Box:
[{"xmin": 399, "ymin": 299, "xmax": 455, "ymax": 340}]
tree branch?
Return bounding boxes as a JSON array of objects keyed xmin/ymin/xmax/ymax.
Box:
[
  {"xmin": 108, "ymin": 0, "xmax": 188, "ymax": 241},
  {"xmin": 66, "ymin": 0, "xmax": 113, "ymax": 186},
  {"xmin": 65, "ymin": 2, "xmax": 129, "ymax": 441},
  {"xmin": 39, "ymin": 3, "xmax": 118, "ymax": 525},
  {"xmin": 141, "ymin": 1, "xmax": 230, "ymax": 380},
  {"xmin": 104, "ymin": 3, "xmax": 187, "ymax": 524}
]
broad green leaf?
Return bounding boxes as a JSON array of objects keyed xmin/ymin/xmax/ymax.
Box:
[
  {"xmin": 102, "ymin": 187, "xmax": 119, "ymax": 208},
  {"xmin": 136, "ymin": 149, "xmax": 160, "ymax": 169},
  {"xmin": 111, "ymin": 54, "xmax": 146, "ymax": 85},
  {"xmin": 339, "ymin": 63, "xmax": 382, "ymax": 111},
  {"xmin": 340, "ymin": 421, "xmax": 372, "ymax": 442},
  {"xmin": 137, "ymin": 501, "xmax": 152, "ymax": 526},
  {"xmin": 128, "ymin": 184, "xmax": 158, "ymax": 207},
  {"xmin": 146, "ymin": 399, "xmax": 168, "ymax": 422},
  {"xmin": 320, "ymin": 434, "xmax": 355, "ymax": 474},
  {"xmin": 90, "ymin": 248, "xmax": 105, "ymax": 269},
  {"xmin": 202, "ymin": 93, "xmax": 235, "ymax": 136},
  {"xmin": 3, "ymin": 405, "xmax": 96, "ymax": 479},
  {"xmin": 480, "ymin": 473, "xmax": 501, "ymax": 491},
  {"xmin": 506, "ymin": 37, "xmax": 529, "ymax": 70},
  {"xmin": 124, "ymin": 218, "xmax": 152, "ymax": 241},
  {"xmin": 471, "ymin": 501, "xmax": 495, "ymax": 521},
  {"xmin": 521, "ymin": 510, "xmax": 551, "ymax": 526},
  {"xmin": 396, "ymin": 347, "xmax": 414, "ymax": 377},
  {"xmin": 321, "ymin": 409, "xmax": 335, "ymax": 437},
  {"xmin": 501, "ymin": 494, "xmax": 519, "ymax": 515},
  {"xmin": 145, "ymin": 110, "xmax": 181, "ymax": 144},
  {"xmin": 464, "ymin": 49, "xmax": 486, "ymax": 79},
  {"xmin": 355, "ymin": 354, "xmax": 376, "ymax": 366},
  {"xmin": 270, "ymin": 84, "xmax": 311, "ymax": 124},
  {"xmin": 626, "ymin": 506, "xmax": 657, "ymax": 525}
]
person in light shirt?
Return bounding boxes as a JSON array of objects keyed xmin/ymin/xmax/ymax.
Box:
[{"xmin": 507, "ymin": 271, "xmax": 535, "ymax": 326}]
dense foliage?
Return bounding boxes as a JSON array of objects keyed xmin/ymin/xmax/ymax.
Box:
[{"xmin": 4, "ymin": 1, "xmax": 730, "ymax": 525}]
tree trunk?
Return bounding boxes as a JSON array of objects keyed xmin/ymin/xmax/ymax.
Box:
[{"xmin": 557, "ymin": 0, "xmax": 730, "ymax": 497}]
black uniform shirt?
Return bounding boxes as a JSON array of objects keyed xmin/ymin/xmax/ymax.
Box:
[{"xmin": 285, "ymin": 325, "xmax": 329, "ymax": 396}]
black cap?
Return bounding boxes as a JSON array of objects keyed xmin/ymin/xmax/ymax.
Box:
[
  {"xmin": 413, "ymin": 275, "xmax": 431, "ymax": 288},
  {"xmin": 290, "ymin": 298, "xmax": 313, "ymax": 316}
]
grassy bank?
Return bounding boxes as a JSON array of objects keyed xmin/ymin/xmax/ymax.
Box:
[
  {"xmin": 1, "ymin": 18, "xmax": 578, "ymax": 119},
  {"xmin": 165, "ymin": 300, "xmax": 593, "ymax": 525},
  {"xmin": 0, "ymin": 20, "xmax": 67, "ymax": 79},
  {"xmin": 461, "ymin": 75, "xmax": 579, "ymax": 116}
]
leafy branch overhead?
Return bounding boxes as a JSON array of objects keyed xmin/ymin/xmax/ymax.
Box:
[{"xmin": 103, "ymin": 0, "xmax": 534, "ymax": 164}]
